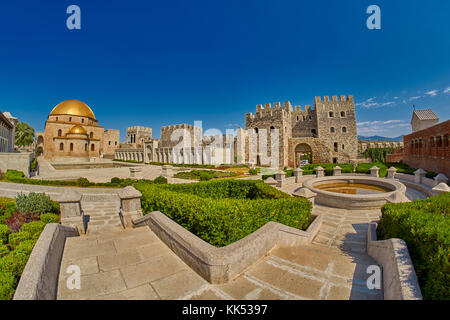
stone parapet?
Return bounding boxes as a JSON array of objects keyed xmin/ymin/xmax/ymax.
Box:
[
  {"xmin": 132, "ymin": 211, "xmax": 322, "ymax": 284},
  {"xmin": 118, "ymin": 186, "xmax": 143, "ymax": 229},
  {"xmin": 367, "ymin": 223, "xmax": 422, "ymax": 300},
  {"xmin": 13, "ymin": 224, "xmax": 79, "ymax": 300}
]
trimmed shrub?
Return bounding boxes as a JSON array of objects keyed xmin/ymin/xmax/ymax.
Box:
[
  {"xmin": 8, "ymin": 231, "xmax": 32, "ymax": 250},
  {"xmin": 248, "ymin": 168, "xmax": 258, "ymax": 175},
  {"xmin": 199, "ymin": 172, "xmax": 213, "ymax": 181},
  {"xmin": 22, "ymin": 221, "xmax": 46, "ymax": 238},
  {"xmin": 135, "ymin": 180, "xmax": 311, "ymax": 247},
  {"xmin": 76, "ymin": 177, "xmax": 90, "ymax": 187},
  {"xmin": 0, "ymin": 225, "xmax": 11, "ymax": 244},
  {"xmin": 111, "ymin": 177, "xmax": 121, "ymax": 184},
  {"xmin": 153, "ymin": 176, "xmax": 168, "ymax": 184},
  {"xmin": 15, "ymin": 192, "xmax": 53, "ymax": 217},
  {"xmin": 356, "ymin": 162, "xmax": 388, "ymax": 177},
  {"xmin": 378, "ymin": 193, "xmax": 450, "ymax": 300},
  {"xmin": 0, "ymin": 250, "xmax": 30, "ymax": 277},
  {"xmin": 0, "ymin": 244, "xmax": 9, "ymax": 258},
  {"xmin": 0, "ymin": 272, "xmax": 16, "ymax": 300},
  {"xmin": 14, "ymin": 239, "xmax": 37, "ymax": 256},
  {"xmin": 39, "ymin": 213, "xmax": 60, "ymax": 224}
]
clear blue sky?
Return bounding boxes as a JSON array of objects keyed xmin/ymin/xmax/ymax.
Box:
[{"xmin": 0, "ymin": 0, "xmax": 449, "ymax": 140}]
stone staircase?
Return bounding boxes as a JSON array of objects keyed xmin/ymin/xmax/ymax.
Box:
[{"xmin": 81, "ymin": 194, "xmax": 123, "ymax": 234}]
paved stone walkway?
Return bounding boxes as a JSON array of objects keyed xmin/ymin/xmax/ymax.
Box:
[{"xmin": 57, "ymin": 202, "xmax": 384, "ymax": 300}]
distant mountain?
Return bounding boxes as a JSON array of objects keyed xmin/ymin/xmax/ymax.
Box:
[{"xmin": 358, "ymin": 135, "xmax": 404, "ymax": 141}]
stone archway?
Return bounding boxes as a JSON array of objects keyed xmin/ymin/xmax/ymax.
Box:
[
  {"xmin": 36, "ymin": 146, "xmax": 44, "ymax": 157},
  {"xmin": 294, "ymin": 143, "xmax": 312, "ymax": 167}
]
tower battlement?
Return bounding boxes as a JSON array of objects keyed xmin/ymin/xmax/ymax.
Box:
[{"xmin": 314, "ymin": 95, "xmax": 354, "ymax": 103}]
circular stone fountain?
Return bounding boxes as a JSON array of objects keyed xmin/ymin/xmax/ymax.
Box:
[{"xmin": 302, "ymin": 175, "xmax": 408, "ymax": 209}]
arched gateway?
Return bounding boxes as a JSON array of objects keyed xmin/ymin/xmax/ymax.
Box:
[{"xmin": 294, "ymin": 143, "xmax": 312, "ymax": 167}]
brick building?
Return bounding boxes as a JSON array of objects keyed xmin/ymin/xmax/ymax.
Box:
[{"xmin": 402, "ymin": 117, "xmax": 450, "ymax": 177}]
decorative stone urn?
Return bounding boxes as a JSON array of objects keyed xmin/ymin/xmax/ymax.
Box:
[
  {"xmin": 387, "ymin": 167, "xmax": 397, "ymax": 179},
  {"xmin": 275, "ymin": 170, "xmax": 286, "ymax": 188},
  {"xmin": 370, "ymin": 166, "xmax": 379, "ymax": 177},
  {"xmin": 55, "ymin": 190, "xmax": 85, "ymax": 234},
  {"xmin": 293, "ymin": 167, "xmax": 303, "ymax": 184},
  {"xmin": 293, "ymin": 188, "xmax": 317, "ymax": 205},
  {"xmin": 264, "ymin": 177, "xmax": 277, "ymax": 186},
  {"xmin": 333, "ymin": 166, "xmax": 342, "ymax": 176},
  {"xmin": 432, "ymin": 182, "xmax": 450, "ymax": 196},
  {"xmin": 315, "ymin": 166, "xmax": 325, "ymax": 178},
  {"xmin": 118, "ymin": 186, "xmax": 143, "ymax": 229},
  {"xmin": 414, "ymin": 168, "xmax": 426, "ymax": 184},
  {"xmin": 434, "ymin": 173, "xmax": 448, "ymax": 185}
]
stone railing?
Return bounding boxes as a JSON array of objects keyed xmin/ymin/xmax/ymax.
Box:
[
  {"xmin": 133, "ymin": 211, "xmax": 322, "ymax": 284},
  {"xmin": 13, "ymin": 224, "xmax": 79, "ymax": 300},
  {"xmin": 367, "ymin": 223, "xmax": 422, "ymax": 300}
]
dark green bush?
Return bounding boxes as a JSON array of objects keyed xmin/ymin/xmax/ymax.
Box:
[
  {"xmin": 15, "ymin": 192, "xmax": 53, "ymax": 216},
  {"xmin": 0, "ymin": 244, "xmax": 9, "ymax": 258},
  {"xmin": 0, "ymin": 272, "xmax": 16, "ymax": 300},
  {"xmin": 0, "ymin": 225, "xmax": 11, "ymax": 244},
  {"xmin": 76, "ymin": 177, "xmax": 90, "ymax": 187},
  {"xmin": 135, "ymin": 180, "xmax": 311, "ymax": 247},
  {"xmin": 39, "ymin": 213, "xmax": 60, "ymax": 224},
  {"xmin": 378, "ymin": 193, "xmax": 450, "ymax": 300},
  {"xmin": 248, "ymin": 168, "xmax": 258, "ymax": 175},
  {"xmin": 0, "ymin": 250, "xmax": 30, "ymax": 277},
  {"xmin": 153, "ymin": 176, "xmax": 168, "ymax": 184},
  {"xmin": 8, "ymin": 231, "xmax": 32, "ymax": 250},
  {"xmin": 14, "ymin": 239, "xmax": 37, "ymax": 256},
  {"xmin": 111, "ymin": 177, "xmax": 121, "ymax": 184},
  {"xmin": 22, "ymin": 221, "xmax": 45, "ymax": 238},
  {"xmin": 199, "ymin": 172, "xmax": 213, "ymax": 181}
]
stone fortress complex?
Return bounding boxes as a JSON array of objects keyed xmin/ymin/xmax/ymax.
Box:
[{"xmin": 35, "ymin": 97, "xmax": 404, "ymax": 168}]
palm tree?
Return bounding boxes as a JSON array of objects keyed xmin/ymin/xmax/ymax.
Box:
[{"xmin": 15, "ymin": 121, "xmax": 35, "ymax": 148}]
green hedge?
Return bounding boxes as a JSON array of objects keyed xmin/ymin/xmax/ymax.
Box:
[
  {"xmin": 39, "ymin": 213, "xmax": 60, "ymax": 224},
  {"xmin": 378, "ymin": 193, "xmax": 450, "ymax": 300},
  {"xmin": 356, "ymin": 162, "xmax": 438, "ymax": 179},
  {"xmin": 262, "ymin": 163, "xmax": 354, "ymax": 180},
  {"xmin": 174, "ymin": 170, "xmax": 238, "ymax": 181},
  {"xmin": 135, "ymin": 180, "xmax": 311, "ymax": 247}
]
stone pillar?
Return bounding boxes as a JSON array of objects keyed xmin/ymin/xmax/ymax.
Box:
[
  {"xmin": 434, "ymin": 173, "xmax": 448, "ymax": 185},
  {"xmin": 432, "ymin": 182, "xmax": 450, "ymax": 196},
  {"xmin": 414, "ymin": 168, "xmax": 426, "ymax": 184},
  {"xmin": 275, "ymin": 170, "xmax": 286, "ymax": 188},
  {"xmin": 293, "ymin": 188, "xmax": 317, "ymax": 205},
  {"xmin": 387, "ymin": 167, "xmax": 397, "ymax": 179},
  {"xmin": 129, "ymin": 167, "xmax": 143, "ymax": 179},
  {"xmin": 56, "ymin": 191, "xmax": 85, "ymax": 234},
  {"xmin": 315, "ymin": 166, "xmax": 325, "ymax": 178},
  {"xmin": 370, "ymin": 166, "xmax": 379, "ymax": 177},
  {"xmin": 118, "ymin": 186, "xmax": 143, "ymax": 229},
  {"xmin": 293, "ymin": 167, "xmax": 303, "ymax": 184},
  {"xmin": 333, "ymin": 166, "xmax": 342, "ymax": 176},
  {"xmin": 162, "ymin": 165, "xmax": 171, "ymax": 178}
]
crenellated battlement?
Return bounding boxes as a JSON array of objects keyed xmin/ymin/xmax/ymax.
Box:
[
  {"xmin": 127, "ymin": 126, "xmax": 152, "ymax": 132},
  {"xmin": 314, "ymin": 95, "xmax": 354, "ymax": 103}
]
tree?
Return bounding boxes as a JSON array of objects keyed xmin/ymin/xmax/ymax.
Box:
[{"xmin": 15, "ymin": 121, "xmax": 35, "ymax": 147}]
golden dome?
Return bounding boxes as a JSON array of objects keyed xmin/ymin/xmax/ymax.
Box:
[
  {"xmin": 50, "ymin": 100, "xmax": 96, "ymax": 120},
  {"xmin": 68, "ymin": 125, "xmax": 88, "ymax": 135}
]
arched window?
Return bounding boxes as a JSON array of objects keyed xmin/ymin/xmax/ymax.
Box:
[
  {"xmin": 58, "ymin": 129, "xmax": 62, "ymax": 137},
  {"xmin": 340, "ymin": 111, "xmax": 345, "ymax": 117},
  {"xmin": 342, "ymin": 127, "xmax": 347, "ymax": 133},
  {"xmin": 55, "ymin": 117, "xmax": 58, "ymax": 121},
  {"xmin": 311, "ymin": 129, "xmax": 316, "ymax": 135},
  {"xmin": 342, "ymin": 144, "xmax": 345, "ymax": 150},
  {"xmin": 84, "ymin": 144, "xmax": 87, "ymax": 151},
  {"xmin": 70, "ymin": 143, "xmax": 73, "ymax": 151},
  {"xmin": 91, "ymin": 144, "xmax": 95, "ymax": 151},
  {"xmin": 81, "ymin": 119, "xmax": 84, "ymax": 123},
  {"xmin": 59, "ymin": 143, "xmax": 64, "ymax": 151},
  {"xmin": 334, "ymin": 142, "xmax": 338, "ymax": 152},
  {"xmin": 254, "ymin": 128, "xmax": 258, "ymax": 134},
  {"xmin": 90, "ymin": 132, "xmax": 93, "ymax": 139},
  {"xmin": 329, "ymin": 112, "xmax": 334, "ymax": 118},
  {"xmin": 330, "ymin": 127, "xmax": 335, "ymax": 133},
  {"xmin": 69, "ymin": 117, "xmax": 72, "ymax": 122}
]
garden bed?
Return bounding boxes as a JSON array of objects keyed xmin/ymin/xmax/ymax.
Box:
[
  {"xmin": 0, "ymin": 194, "xmax": 60, "ymax": 300},
  {"xmin": 378, "ymin": 193, "xmax": 450, "ymax": 300},
  {"xmin": 173, "ymin": 169, "xmax": 238, "ymax": 181},
  {"xmin": 135, "ymin": 180, "xmax": 312, "ymax": 247}
]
